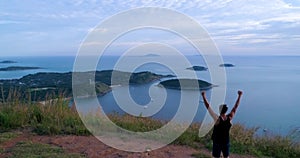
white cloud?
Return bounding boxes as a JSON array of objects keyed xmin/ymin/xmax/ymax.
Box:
[
  {"xmin": 0, "ymin": 20, "xmax": 27, "ymax": 24},
  {"xmin": 1, "ymin": 0, "xmax": 300, "ymax": 55},
  {"xmin": 81, "ymin": 41, "xmax": 106, "ymax": 46},
  {"xmin": 261, "ymin": 13, "xmax": 300, "ymax": 23}
]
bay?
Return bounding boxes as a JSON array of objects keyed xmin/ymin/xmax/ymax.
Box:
[{"xmin": 1, "ymin": 55, "xmax": 300, "ymax": 136}]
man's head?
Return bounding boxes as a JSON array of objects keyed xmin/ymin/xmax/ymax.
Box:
[{"xmin": 219, "ymin": 104, "xmax": 228, "ymax": 114}]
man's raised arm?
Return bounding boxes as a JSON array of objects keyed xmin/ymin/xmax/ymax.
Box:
[
  {"xmin": 229, "ymin": 90, "xmax": 243, "ymax": 120},
  {"xmin": 201, "ymin": 91, "xmax": 218, "ymax": 121}
]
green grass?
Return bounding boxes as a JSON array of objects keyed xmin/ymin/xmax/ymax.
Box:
[
  {"xmin": 229, "ymin": 124, "xmax": 300, "ymax": 158},
  {"xmin": 0, "ymin": 98, "xmax": 89, "ymax": 135},
  {"xmin": 7, "ymin": 141, "xmax": 85, "ymax": 158},
  {"xmin": 0, "ymin": 132, "xmax": 20, "ymax": 144},
  {"xmin": 0, "ymin": 101, "xmax": 300, "ymax": 157},
  {"xmin": 191, "ymin": 152, "xmax": 211, "ymax": 158},
  {"xmin": 0, "ymin": 132, "xmax": 20, "ymax": 154},
  {"xmin": 108, "ymin": 113, "xmax": 164, "ymax": 132}
]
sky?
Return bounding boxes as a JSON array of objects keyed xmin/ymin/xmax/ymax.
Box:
[{"xmin": 0, "ymin": 0, "xmax": 300, "ymax": 56}]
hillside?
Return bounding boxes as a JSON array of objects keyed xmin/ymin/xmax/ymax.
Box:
[{"xmin": 0, "ymin": 70, "xmax": 172, "ymax": 101}]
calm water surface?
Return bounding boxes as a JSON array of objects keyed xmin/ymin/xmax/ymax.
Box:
[{"xmin": 1, "ymin": 55, "xmax": 300, "ymax": 135}]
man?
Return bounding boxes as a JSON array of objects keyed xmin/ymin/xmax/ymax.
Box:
[{"xmin": 201, "ymin": 90, "xmax": 243, "ymax": 158}]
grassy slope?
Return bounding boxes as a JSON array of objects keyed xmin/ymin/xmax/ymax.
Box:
[
  {"xmin": 0, "ymin": 70, "xmax": 170, "ymax": 102},
  {"xmin": 0, "ymin": 102, "xmax": 299, "ymax": 158},
  {"xmin": 0, "ymin": 132, "xmax": 85, "ymax": 158},
  {"xmin": 8, "ymin": 141, "xmax": 85, "ymax": 158}
]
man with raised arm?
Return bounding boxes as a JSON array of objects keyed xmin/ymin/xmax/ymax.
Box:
[{"xmin": 201, "ymin": 90, "xmax": 243, "ymax": 158}]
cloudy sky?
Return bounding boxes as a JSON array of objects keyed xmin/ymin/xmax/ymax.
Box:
[{"xmin": 1, "ymin": 0, "xmax": 300, "ymax": 56}]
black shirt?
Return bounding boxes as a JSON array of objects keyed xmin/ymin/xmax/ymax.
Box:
[{"xmin": 212, "ymin": 115, "xmax": 232, "ymax": 144}]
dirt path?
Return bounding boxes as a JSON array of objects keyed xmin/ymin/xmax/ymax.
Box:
[{"xmin": 0, "ymin": 131, "xmax": 256, "ymax": 158}]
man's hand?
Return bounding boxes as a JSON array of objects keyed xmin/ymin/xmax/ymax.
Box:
[
  {"xmin": 229, "ymin": 90, "xmax": 243, "ymax": 120},
  {"xmin": 238, "ymin": 90, "xmax": 243, "ymax": 96},
  {"xmin": 201, "ymin": 91, "xmax": 205, "ymax": 96},
  {"xmin": 201, "ymin": 91, "xmax": 218, "ymax": 121}
]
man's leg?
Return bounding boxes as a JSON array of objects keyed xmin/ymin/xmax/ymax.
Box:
[
  {"xmin": 212, "ymin": 143, "xmax": 222, "ymax": 158},
  {"xmin": 221, "ymin": 143, "xmax": 230, "ymax": 158}
]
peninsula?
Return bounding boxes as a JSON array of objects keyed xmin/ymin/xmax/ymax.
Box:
[{"xmin": 0, "ymin": 70, "xmax": 173, "ymax": 101}]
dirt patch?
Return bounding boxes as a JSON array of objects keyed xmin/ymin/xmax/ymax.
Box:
[
  {"xmin": 0, "ymin": 131, "xmax": 199, "ymax": 158},
  {"xmin": 0, "ymin": 131, "xmax": 256, "ymax": 158},
  {"xmin": 31, "ymin": 135, "xmax": 199, "ymax": 158}
]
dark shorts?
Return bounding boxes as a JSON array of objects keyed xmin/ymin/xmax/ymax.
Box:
[{"xmin": 212, "ymin": 142, "xmax": 230, "ymax": 157}]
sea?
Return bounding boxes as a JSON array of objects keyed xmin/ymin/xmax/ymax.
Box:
[{"xmin": 0, "ymin": 55, "xmax": 300, "ymax": 136}]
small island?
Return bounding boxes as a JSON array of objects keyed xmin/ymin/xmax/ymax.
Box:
[
  {"xmin": 0, "ymin": 66, "xmax": 41, "ymax": 71},
  {"xmin": 158, "ymin": 78, "xmax": 214, "ymax": 90},
  {"xmin": 0, "ymin": 60, "xmax": 17, "ymax": 64},
  {"xmin": 143, "ymin": 53, "xmax": 160, "ymax": 57},
  {"xmin": 186, "ymin": 66, "xmax": 208, "ymax": 71},
  {"xmin": 219, "ymin": 63, "xmax": 235, "ymax": 67}
]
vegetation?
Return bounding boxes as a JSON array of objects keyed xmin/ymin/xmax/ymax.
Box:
[
  {"xmin": 143, "ymin": 53, "xmax": 160, "ymax": 57},
  {"xmin": 186, "ymin": 66, "xmax": 208, "ymax": 71},
  {"xmin": 0, "ymin": 131, "xmax": 19, "ymax": 144},
  {"xmin": 8, "ymin": 141, "xmax": 85, "ymax": 158},
  {"xmin": 219, "ymin": 63, "xmax": 235, "ymax": 67},
  {"xmin": 200, "ymin": 124, "xmax": 300, "ymax": 158},
  {"xmin": 94, "ymin": 70, "xmax": 173, "ymax": 85},
  {"xmin": 159, "ymin": 78, "xmax": 213, "ymax": 90},
  {"xmin": 1, "ymin": 101, "xmax": 299, "ymax": 157},
  {"xmin": 0, "ymin": 89, "xmax": 299, "ymax": 157},
  {"xmin": 0, "ymin": 70, "xmax": 171, "ymax": 101},
  {"xmin": 191, "ymin": 152, "xmax": 211, "ymax": 158},
  {"xmin": 0, "ymin": 97, "xmax": 89, "ymax": 135},
  {"xmin": 0, "ymin": 60, "xmax": 17, "ymax": 64},
  {"xmin": 0, "ymin": 66, "xmax": 41, "ymax": 71}
]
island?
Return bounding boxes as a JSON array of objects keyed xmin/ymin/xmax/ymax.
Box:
[
  {"xmin": 219, "ymin": 63, "xmax": 235, "ymax": 67},
  {"xmin": 158, "ymin": 78, "xmax": 214, "ymax": 90},
  {"xmin": 143, "ymin": 53, "xmax": 160, "ymax": 57},
  {"xmin": 186, "ymin": 66, "xmax": 208, "ymax": 71},
  {"xmin": 0, "ymin": 60, "xmax": 17, "ymax": 64},
  {"xmin": 0, "ymin": 66, "xmax": 41, "ymax": 71},
  {"xmin": 0, "ymin": 70, "xmax": 173, "ymax": 101}
]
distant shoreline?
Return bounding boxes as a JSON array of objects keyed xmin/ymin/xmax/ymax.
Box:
[
  {"xmin": 0, "ymin": 66, "xmax": 42, "ymax": 71},
  {"xmin": 0, "ymin": 70, "xmax": 173, "ymax": 102}
]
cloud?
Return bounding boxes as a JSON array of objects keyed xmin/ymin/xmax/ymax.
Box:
[
  {"xmin": 21, "ymin": 31, "xmax": 48, "ymax": 38},
  {"xmin": 261, "ymin": 13, "xmax": 300, "ymax": 23},
  {"xmin": 1, "ymin": 0, "xmax": 300, "ymax": 56},
  {"xmin": 213, "ymin": 33, "xmax": 283, "ymax": 44},
  {"xmin": 0, "ymin": 20, "xmax": 27, "ymax": 24}
]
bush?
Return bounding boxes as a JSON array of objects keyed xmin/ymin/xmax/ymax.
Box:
[{"xmin": 0, "ymin": 98, "xmax": 89, "ymax": 135}]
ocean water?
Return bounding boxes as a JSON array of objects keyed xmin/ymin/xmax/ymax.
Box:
[{"xmin": 1, "ymin": 55, "xmax": 300, "ymax": 135}]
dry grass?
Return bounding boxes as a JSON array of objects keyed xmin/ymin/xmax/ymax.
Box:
[{"xmin": 0, "ymin": 89, "xmax": 299, "ymax": 157}]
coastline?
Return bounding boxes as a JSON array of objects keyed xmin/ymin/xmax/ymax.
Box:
[{"xmin": 1, "ymin": 55, "xmax": 300, "ymax": 136}]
